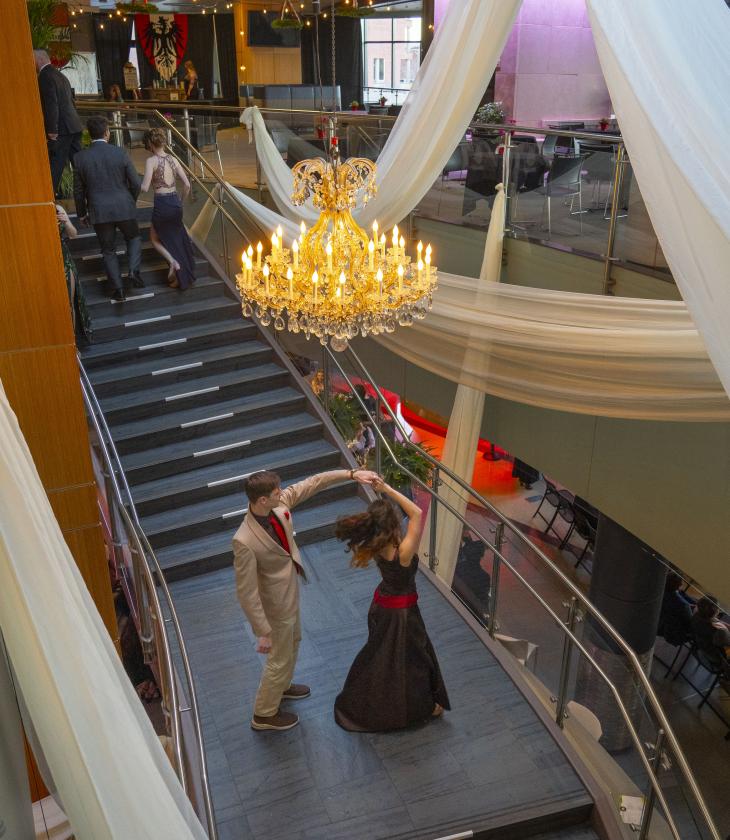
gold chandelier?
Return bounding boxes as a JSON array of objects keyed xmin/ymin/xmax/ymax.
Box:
[{"xmin": 235, "ymin": 150, "xmax": 437, "ymax": 350}]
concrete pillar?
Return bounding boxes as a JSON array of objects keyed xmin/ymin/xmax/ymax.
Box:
[
  {"xmin": 0, "ymin": 637, "xmax": 35, "ymax": 840},
  {"xmin": 574, "ymin": 514, "xmax": 666, "ymax": 752},
  {"xmin": 420, "ymin": 0, "xmax": 435, "ymax": 59}
]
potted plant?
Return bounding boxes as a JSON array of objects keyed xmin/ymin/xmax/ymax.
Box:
[
  {"xmin": 382, "ymin": 441, "xmax": 434, "ymax": 497},
  {"xmin": 378, "ymin": 95, "xmax": 388, "ymax": 107},
  {"xmin": 326, "ymin": 393, "xmax": 362, "ymax": 443},
  {"xmin": 474, "ymin": 101, "xmax": 505, "ymax": 126},
  {"xmin": 27, "ymin": 0, "xmax": 85, "ymax": 68}
]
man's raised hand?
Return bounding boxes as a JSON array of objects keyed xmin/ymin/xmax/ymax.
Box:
[{"xmin": 352, "ymin": 469, "xmax": 380, "ymax": 486}]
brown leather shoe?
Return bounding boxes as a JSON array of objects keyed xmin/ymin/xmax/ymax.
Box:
[
  {"xmin": 251, "ymin": 709, "xmax": 299, "ymax": 731},
  {"xmin": 281, "ymin": 683, "xmax": 311, "ymax": 700}
]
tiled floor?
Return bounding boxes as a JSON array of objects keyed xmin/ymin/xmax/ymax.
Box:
[{"xmin": 169, "ymin": 538, "xmax": 593, "ymax": 840}]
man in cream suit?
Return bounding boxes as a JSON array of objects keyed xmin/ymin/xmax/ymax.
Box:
[{"xmin": 234, "ymin": 467, "xmax": 377, "ymax": 731}]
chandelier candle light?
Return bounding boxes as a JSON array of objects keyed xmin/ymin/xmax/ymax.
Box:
[{"xmin": 236, "ymin": 150, "xmax": 436, "ymax": 350}]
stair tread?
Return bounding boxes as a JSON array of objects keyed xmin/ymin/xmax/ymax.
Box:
[
  {"xmin": 83, "ymin": 273, "xmax": 218, "ymax": 305},
  {"xmin": 120, "ymin": 410, "xmax": 320, "ymax": 471},
  {"xmin": 131, "ymin": 439, "xmax": 339, "ymax": 505},
  {"xmin": 112, "ymin": 386, "xmax": 303, "ymax": 441},
  {"xmin": 141, "ymin": 472, "xmax": 354, "ymax": 536},
  {"xmin": 89, "ymin": 340, "xmax": 271, "ymax": 386},
  {"xmin": 80, "ymin": 319, "xmax": 256, "ymax": 363},
  {"xmin": 100, "ymin": 361, "xmax": 286, "ymax": 413},
  {"xmin": 90, "ymin": 293, "xmax": 237, "ymax": 329},
  {"xmin": 155, "ymin": 496, "xmax": 364, "ymax": 568}
]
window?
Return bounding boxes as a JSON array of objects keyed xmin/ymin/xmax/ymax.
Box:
[
  {"xmin": 373, "ymin": 57, "xmax": 385, "ymax": 83},
  {"xmin": 362, "ymin": 17, "xmax": 421, "ymax": 101}
]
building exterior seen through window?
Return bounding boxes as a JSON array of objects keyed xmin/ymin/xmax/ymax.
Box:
[{"xmin": 362, "ymin": 17, "xmax": 421, "ymax": 103}]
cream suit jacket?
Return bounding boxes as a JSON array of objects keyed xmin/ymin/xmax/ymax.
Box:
[{"xmin": 233, "ymin": 469, "xmax": 351, "ymax": 637}]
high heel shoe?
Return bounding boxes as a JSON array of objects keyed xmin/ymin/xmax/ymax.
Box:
[{"xmin": 167, "ymin": 261, "xmax": 180, "ymax": 288}]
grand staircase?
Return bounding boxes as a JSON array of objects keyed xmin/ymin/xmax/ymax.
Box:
[{"xmin": 73, "ymin": 209, "xmax": 363, "ymax": 580}]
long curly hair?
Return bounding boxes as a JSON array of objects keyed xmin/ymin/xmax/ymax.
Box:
[{"xmin": 335, "ymin": 499, "xmax": 401, "ymax": 568}]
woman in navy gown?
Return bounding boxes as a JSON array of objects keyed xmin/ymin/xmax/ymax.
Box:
[
  {"xmin": 140, "ymin": 128, "xmax": 196, "ymax": 289},
  {"xmin": 334, "ymin": 478, "xmax": 450, "ymax": 732}
]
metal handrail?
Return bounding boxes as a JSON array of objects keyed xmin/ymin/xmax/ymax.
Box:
[
  {"xmin": 78, "ymin": 360, "xmax": 217, "ymax": 840},
  {"xmin": 76, "ymin": 100, "xmax": 625, "ymax": 145},
  {"xmin": 325, "ymin": 345, "xmax": 720, "ymax": 840}
]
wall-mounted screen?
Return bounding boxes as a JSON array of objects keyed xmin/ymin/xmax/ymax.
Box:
[{"xmin": 247, "ymin": 12, "xmax": 302, "ymax": 47}]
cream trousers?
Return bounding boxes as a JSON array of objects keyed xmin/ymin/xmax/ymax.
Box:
[{"xmin": 253, "ymin": 608, "xmax": 301, "ymax": 717}]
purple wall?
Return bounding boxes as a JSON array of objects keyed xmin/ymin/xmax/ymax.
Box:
[{"xmin": 495, "ymin": 0, "xmax": 611, "ymax": 126}]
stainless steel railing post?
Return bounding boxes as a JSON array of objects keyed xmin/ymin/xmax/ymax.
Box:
[
  {"xmin": 428, "ymin": 467, "xmax": 439, "ymax": 571},
  {"xmin": 374, "ymin": 395, "xmax": 382, "ymax": 477},
  {"xmin": 555, "ymin": 597, "xmax": 579, "ymax": 727},
  {"xmin": 603, "ymin": 143, "xmax": 625, "ymax": 295},
  {"xmin": 182, "ymin": 107, "xmax": 192, "ymax": 170},
  {"xmin": 487, "ymin": 522, "xmax": 504, "ymax": 637},
  {"xmin": 639, "ymin": 728, "xmax": 666, "ymax": 840},
  {"xmin": 501, "ymin": 129, "xmax": 513, "ymax": 233}
]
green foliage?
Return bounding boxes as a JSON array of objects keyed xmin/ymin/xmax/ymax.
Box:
[
  {"xmin": 58, "ymin": 163, "xmax": 74, "ymax": 199},
  {"xmin": 327, "ymin": 393, "xmax": 361, "ymax": 442},
  {"xmin": 27, "ymin": 0, "xmax": 57, "ymax": 50},
  {"xmin": 115, "ymin": 2, "xmax": 160, "ymax": 11},
  {"xmin": 474, "ymin": 101, "xmax": 505, "ymax": 125},
  {"xmin": 271, "ymin": 17, "xmax": 303, "ymax": 29},
  {"xmin": 382, "ymin": 441, "xmax": 434, "ymax": 491},
  {"xmin": 336, "ymin": 6, "xmax": 374, "ymax": 17}
]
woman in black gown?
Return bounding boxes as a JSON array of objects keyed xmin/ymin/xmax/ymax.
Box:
[{"xmin": 334, "ymin": 478, "xmax": 450, "ymax": 732}]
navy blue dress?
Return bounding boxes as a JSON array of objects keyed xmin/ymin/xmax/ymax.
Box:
[
  {"xmin": 150, "ymin": 155, "xmax": 196, "ymax": 290},
  {"xmin": 334, "ymin": 554, "xmax": 450, "ymax": 732}
]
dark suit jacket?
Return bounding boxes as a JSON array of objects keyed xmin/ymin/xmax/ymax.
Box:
[
  {"xmin": 73, "ymin": 141, "xmax": 141, "ymax": 224},
  {"xmin": 38, "ymin": 64, "xmax": 83, "ymax": 136}
]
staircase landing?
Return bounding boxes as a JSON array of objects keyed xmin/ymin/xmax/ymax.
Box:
[{"xmin": 169, "ymin": 539, "xmax": 597, "ymax": 840}]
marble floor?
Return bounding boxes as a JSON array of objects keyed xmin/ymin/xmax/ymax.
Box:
[{"xmin": 169, "ymin": 538, "xmax": 594, "ymax": 840}]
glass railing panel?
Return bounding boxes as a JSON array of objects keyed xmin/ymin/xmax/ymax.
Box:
[{"xmin": 612, "ymin": 157, "xmax": 670, "ymax": 275}]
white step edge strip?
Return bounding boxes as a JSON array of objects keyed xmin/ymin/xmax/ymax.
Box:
[
  {"xmin": 193, "ymin": 439, "xmax": 251, "ymax": 458},
  {"xmin": 111, "ymin": 292, "xmax": 154, "ymax": 304},
  {"xmin": 124, "ymin": 314, "xmax": 171, "ymax": 328},
  {"xmin": 139, "ymin": 337, "xmax": 187, "ymax": 351},
  {"xmin": 165, "ymin": 385, "xmax": 218, "ymax": 402},
  {"xmin": 222, "ymin": 507, "xmax": 248, "ymax": 520},
  {"xmin": 83, "ymin": 249, "xmax": 124, "ymax": 260},
  {"xmin": 152, "ymin": 361, "xmax": 203, "ymax": 376},
  {"xmin": 181, "ymin": 412, "xmax": 233, "ymax": 429},
  {"xmin": 207, "ymin": 471, "xmax": 254, "ymax": 488}
]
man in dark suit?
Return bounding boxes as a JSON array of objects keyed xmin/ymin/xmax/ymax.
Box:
[
  {"xmin": 34, "ymin": 49, "xmax": 83, "ymax": 194},
  {"xmin": 73, "ymin": 116, "xmax": 143, "ymax": 302}
]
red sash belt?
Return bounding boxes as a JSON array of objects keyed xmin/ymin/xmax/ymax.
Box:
[{"xmin": 373, "ymin": 588, "xmax": 418, "ymax": 609}]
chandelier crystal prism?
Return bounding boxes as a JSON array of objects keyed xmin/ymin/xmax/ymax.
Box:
[{"xmin": 236, "ymin": 147, "xmax": 437, "ymax": 350}]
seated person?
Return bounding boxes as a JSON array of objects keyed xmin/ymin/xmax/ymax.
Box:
[
  {"xmin": 349, "ymin": 420, "xmax": 375, "ymax": 465},
  {"xmin": 453, "ymin": 530, "xmax": 491, "ymax": 620},
  {"xmin": 512, "ymin": 458, "xmax": 539, "ymax": 489},
  {"xmin": 691, "ymin": 597, "xmax": 730, "ymax": 683},
  {"xmin": 658, "ymin": 572, "xmax": 694, "ymax": 645}
]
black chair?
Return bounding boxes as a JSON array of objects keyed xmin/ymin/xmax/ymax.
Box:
[
  {"xmin": 694, "ymin": 647, "xmax": 727, "ymax": 710},
  {"xmin": 561, "ymin": 505, "xmax": 597, "ymax": 569},
  {"xmin": 537, "ymin": 154, "xmax": 588, "ymax": 236},
  {"xmin": 533, "ymin": 479, "xmax": 563, "ymax": 533}
]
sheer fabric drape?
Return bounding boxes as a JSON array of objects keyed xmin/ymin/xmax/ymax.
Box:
[
  {"xmin": 240, "ymin": 0, "xmax": 520, "ymax": 230},
  {"xmin": 586, "ymin": 0, "xmax": 730, "ymax": 398},
  {"xmin": 0, "ymin": 384, "xmax": 207, "ymax": 840}
]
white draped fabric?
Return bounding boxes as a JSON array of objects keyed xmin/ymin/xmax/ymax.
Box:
[
  {"xmin": 420, "ymin": 186, "xmax": 506, "ymax": 585},
  {"xmin": 218, "ymin": 184, "xmax": 727, "ymax": 420},
  {"xmin": 239, "ymin": 0, "xmax": 520, "ymax": 230},
  {"xmin": 586, "ymin": 0, "xmax": 730, "ymax": 398},
  {"xmin": 0, "ymin": 384, "xmax": 206, "ymax": 840},
  {"xmin": 377, "ymin": 278, "xmax": 728, "ymax": 421}
]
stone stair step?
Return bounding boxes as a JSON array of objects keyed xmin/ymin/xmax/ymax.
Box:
[
  {"xmin": 131, "ymin": 439, "xmax": 341, "ymax": 516},
  {"xmin": 100, "ymin": 362, "xmax": 289, "ymax": 424},
  {"xmin": 120, "ymin": 410, "xmax": 323, "ymax": 484},
  {"xmin": 80, "ymin": 319, "xmax": 257, "ymax": 369},
  {"xmin": 83, "ymin": 272, "xmax": 219, "ymax": 312},
  {"xmin": 88, "ymin": 340, "xmax": 273, "ymax": 397},
  {"xmin": 155, "ymin": 496, "xmax": 364, "ymax": 580}
]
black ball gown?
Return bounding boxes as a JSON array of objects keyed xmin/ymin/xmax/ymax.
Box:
[{"xmin": 334, "ymin": 553, "xmax": 450, "ymax": 732}]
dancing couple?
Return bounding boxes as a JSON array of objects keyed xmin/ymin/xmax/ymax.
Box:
[{"xmin": 233, "ymin": 467, "xmax": 449, "ymax": 733}]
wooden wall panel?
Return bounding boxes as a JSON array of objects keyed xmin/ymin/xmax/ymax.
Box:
[
  {"xmin": 0, "ymin": 204, "xmax": 75, "ymax": 353},
  {"xmin": 234, "ymin": 1, "xmax": 303, "ymax": 91},
  {"xmin": 63, "ymin": 525, "xmax": 118, "ymax": 639},
  {"xmin": 0, "ymin": 345, "xmax": 96, "ymax": 490},
  {"xmin": 0, "ymin": 2, "xmax": 54, "ymax": 204},
  {"xmin": 47, "ymin": 482, "xmax": 99, "ymax": 531}
]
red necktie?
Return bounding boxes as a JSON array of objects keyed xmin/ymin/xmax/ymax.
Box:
[{"xmin": 268, "ymin": 513, "xmax": 290, "ymax": 554}]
